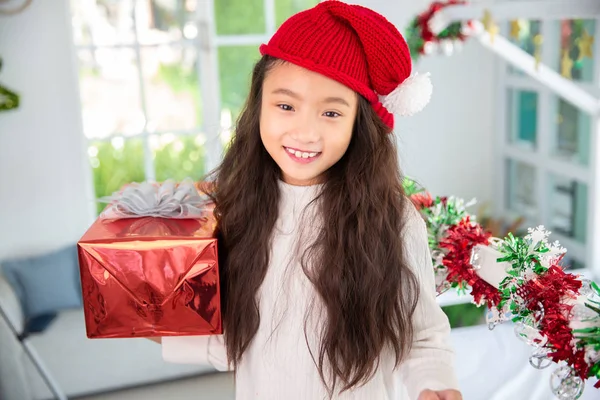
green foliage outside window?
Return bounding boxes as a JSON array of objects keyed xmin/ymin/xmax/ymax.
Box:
[{"xmin": 90, "ymin": 136, "xmax": 206, "ymax": 215}]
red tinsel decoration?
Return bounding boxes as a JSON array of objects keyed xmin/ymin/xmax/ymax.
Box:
[
  {"xmin": 543, "ymin": 309, "xmax": 589, "ymax": 379},
  {"xmin": 410, "ymin": 192, "xmax": 434, "ymax": 210},
  {"xmin": 520, "ymin": 265, "xmax": 582, "ymax": 308},
  {"xmin": 416, "ymin": 192, "xmax": 597, "ymax": 386},
  {"xmin": 416, "ymin": 0, "xmax": 469, "ymax": 51},
  {"xmin": 439, "ymin": 217, "xmax": 501, "ymax": 307},
  {"xmin": 520, "ymin": 266, "xmax": 588, "ymax": 379}
]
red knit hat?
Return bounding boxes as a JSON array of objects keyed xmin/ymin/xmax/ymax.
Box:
[{"xmin": 259, "ymin": 0, "xmax": 432, "ymax": 131}]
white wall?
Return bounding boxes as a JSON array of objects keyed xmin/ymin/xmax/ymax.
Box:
[
  {"xmin": 363, "ymin": 0, "xmax": 497, "ymax": 205},
  {"xmin": 0, "ymin": 0, "xmax": 95, "ymax": 260}
]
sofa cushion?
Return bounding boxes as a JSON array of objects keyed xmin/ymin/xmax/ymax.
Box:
[
  {"xmin": 0, "ymin": 271, "xmax": 25, "ymax": 335},
  {"xmin": 1, "ymin": 245, "xmax": 82, "ymax": 321},
  {"xmin": 26, "ymin": 313, "xmax": 58, "ymax": 334},
  {"xmin": 26, "ymin": 309, "xmax": 213, "ymax": 399}
]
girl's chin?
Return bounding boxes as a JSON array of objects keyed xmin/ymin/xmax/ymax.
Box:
[{"xmin": 280, "ymin": 171, "xmax": 324, "ymax": 186}]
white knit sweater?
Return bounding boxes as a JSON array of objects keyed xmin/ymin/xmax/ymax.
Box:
[{"xmin": 162, "ymin": 180, "xmax": 459, "ymax": 399}]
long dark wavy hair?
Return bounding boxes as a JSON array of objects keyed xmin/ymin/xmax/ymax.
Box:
[{"xmin": 206, "ymin": 55, "xmax": 420, "ymax": 395}]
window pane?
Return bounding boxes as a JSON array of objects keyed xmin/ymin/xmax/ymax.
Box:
[
  {"xmin": 214, "ymin": 0, "xmax": 265, "ymax": 35},
  {"xmin": 548, "ymin": 173, "xmax": 587, "ymax": 244},
  {"xmin": 557, "ymin": 20, "xmax": 596, "ymax": 82},
  {"xmin": 505, "ymin": 159, "xmax": 537, "ymax": 219},
  {"xmin": 152, "ymin": 133, "xmax": 207, "ymax": 181},
  {"xmin": 78, "ymin": 49, "xmax": 144, "ymax": 139},
  {"xmin": 562, "ymin": 255, "xmax": 585, "ymax": 271},
  {"xmin": 275, "ymin": 0, "xmax": 318, "ymax": 28},
  {"xmin": 89, "ymin": 138, "xmax": 146, "ymax": 215},
  {"xmin": 507, "ymin": 89, "xmax": 537, "ymax": 150},
  {"xmin": 141, "ymin": 45, "xmax": 201, "ymax": 132},
  {"xmin": 134, "ymin": 0, "xmax": 198, "ymax": 45},
  {"xmin": 552, "ymin": 97, "xmax": 591, "ymax": 166},
  {"xmin": 507, "ymin": 20, "xmax": 541, "ymax": 75},
  {"xmin": 70, "ymin": 0, "xmax": 135, "ymax": 46},
  {"xmin": 218, "ymin": 45, "xmax": 261, "ymax": 124}
]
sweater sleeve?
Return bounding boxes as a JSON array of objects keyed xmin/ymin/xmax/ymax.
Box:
[
  {"xmin": 397, "ymin": 205, "xmax": 460, "ymax": 400},
  {"xmin": 161, "ymin": 334, "xmax": 232, "ymax": 372}
]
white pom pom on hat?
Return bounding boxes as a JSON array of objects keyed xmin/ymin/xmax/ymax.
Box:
[{"xmin": 380, "ymin": 72, "xmax": 433, "ymax": 117}]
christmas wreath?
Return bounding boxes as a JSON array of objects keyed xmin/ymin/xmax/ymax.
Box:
[{"xmin": 404, "ymin": 179, "xmax": 600, "ymax": 399}]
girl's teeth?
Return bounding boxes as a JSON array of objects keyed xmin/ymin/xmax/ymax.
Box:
[{"xmin": 286, "ymin": 147, "xmax": 319, "ymax": 158}]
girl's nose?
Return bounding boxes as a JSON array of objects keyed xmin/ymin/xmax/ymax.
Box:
[{"xmin": 290, "ymin": 115, "xmax": 319, "ymax": 143}]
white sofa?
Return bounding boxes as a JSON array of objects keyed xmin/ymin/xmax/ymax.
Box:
[{"xmin": 0, "ymin": 270, "xmax": 216, "ymax": 400}]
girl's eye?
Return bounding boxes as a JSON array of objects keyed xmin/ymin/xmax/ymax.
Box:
[
  {"xmin": 278, "ymin": 104, "xmax": 293, "ymax": 111},
  {"xmin": 324, "ymin": 111, "xmax": 341, "ymax": 118}
]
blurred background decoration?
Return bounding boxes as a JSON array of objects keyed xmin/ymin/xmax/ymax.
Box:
[
  {"xmin": 0, "ymin": 0, "xmax": 29, "ymax": 111},
  {"xmin": 0, "ymin": 0, "xmax": 33, "ymax": 15},
  {"xmin": 0, "ymin": 58, "xmax": 19, "ymax": 111}
]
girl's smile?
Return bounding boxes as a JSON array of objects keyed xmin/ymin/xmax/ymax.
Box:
[{"xmin": 283, "ymin": 146, "xmax": 322, "ymax": 164}]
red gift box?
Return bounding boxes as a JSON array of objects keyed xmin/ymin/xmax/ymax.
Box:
[{"xmin": 77, "ymin": 207, "xmax": 221, "ymax": 339}]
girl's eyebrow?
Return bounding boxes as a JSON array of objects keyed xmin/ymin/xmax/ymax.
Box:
[
  {"xmin": 271, "ymin": 88, "xmax": 351, "ymax": 108},
  {"xmin": 323, "ymin": 96, "xmax": 350, "ymax": 107},
  {"xmin": 271, "ymin": 88, "xmax": 302, "ymax": 99}
]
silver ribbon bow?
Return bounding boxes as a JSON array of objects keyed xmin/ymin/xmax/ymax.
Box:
[{"xmin": 98, "ymin": 178, "xmax": 210, "ymax": 220}]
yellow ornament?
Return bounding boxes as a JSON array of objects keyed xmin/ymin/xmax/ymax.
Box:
[
  {"xmin": 577, "ymin": 30, "xmax": 594, "ymax": 60},
  {"xmin": 561, "ymin": 50, "xmax": 573, "ymax": 79},
  {"xmin": 510, "ymin": 20, "xmax": 521, "ymax": 40},
  {"xmin": 533, "ymin": 34, "xmax": 543, "ymax": 70},
  {"xmin": 482, "ymin": 10, "xmax": 499, "ymax": 44}
]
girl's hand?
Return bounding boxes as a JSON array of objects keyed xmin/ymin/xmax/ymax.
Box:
[{"xmin": 417, "ymin": 389, "xmax": 462, "ymax": 400}]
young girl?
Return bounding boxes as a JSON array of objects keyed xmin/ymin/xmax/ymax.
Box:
[{"xmin": 156, "ymin": 1, "xmax": 462, "ymax": 399}]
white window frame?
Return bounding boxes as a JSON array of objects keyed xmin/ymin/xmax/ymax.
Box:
[
  {"xmin": 74, "ymin": 0, "xmax": 283, "ymax": 193},
  {"xmin": 493, "ymin": 16, "xmax": 600, "ymax": 282},
  {"xmin": 435, "ymin": 2, "xmax": 600, "ymax": 307}
]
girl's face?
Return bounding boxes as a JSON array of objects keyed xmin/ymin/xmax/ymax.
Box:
[{"xmin": 260, "ymin": 62, "xmax": 358, "ymax": 186}]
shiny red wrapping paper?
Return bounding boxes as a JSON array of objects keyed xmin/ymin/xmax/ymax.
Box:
[{"xmin": 77, "ymin": 210, "xmax": 221, "ymax": 339}]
